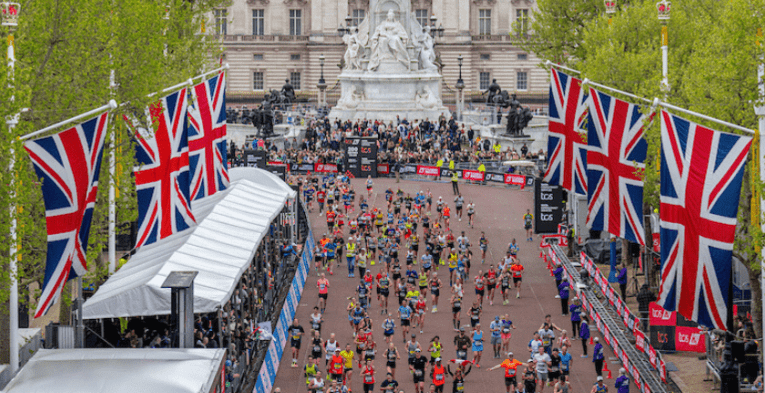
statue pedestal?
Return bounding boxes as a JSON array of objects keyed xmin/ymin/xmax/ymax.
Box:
[{"xmin": 329, "ymin": 69, "xmax": 450, "ymax": 122}]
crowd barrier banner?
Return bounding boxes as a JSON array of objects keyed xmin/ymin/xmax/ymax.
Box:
[
  {"xmin": 462, "ymin": 169, "xmax": 484, "ymax": 182},
  {"xmin": 315, "ymin": 163, "xmax": 338, "ymax": 173},
  {"xmin": 377, "ymin": 163, "xmax": 390, "ymax": 175},
  {"xmin": 254, "ymin": 230, "xmax": 315, "ymax": 393},
  {"xmin": 416, "ymin": 165, "xmax": 440, "ymax": 176}
]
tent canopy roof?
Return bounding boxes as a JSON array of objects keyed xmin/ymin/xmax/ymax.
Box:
[
  {"xmin": 83, "ymin": 168, "xmax": 295, "ymax": 319},
  {"xmin": 1, "ymin": 348, "xmax": 225, "ymax": 393}
]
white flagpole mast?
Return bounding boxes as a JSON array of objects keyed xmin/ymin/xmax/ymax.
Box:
[
  {"xmin": 3, "ymin": 1, "xmax": 20, "ymax": 373},
  {"xmin": 755, "ymin": 26, "xmax": 765, "ymax": 375},
  {"xmin": 108, "ymin": 68, "xmax": 116, "ymax": 274}
]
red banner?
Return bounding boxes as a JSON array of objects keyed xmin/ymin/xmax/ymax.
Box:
[
  {"xmin": 675, "ymin": 326, "xmax": 706, "ymax": 352},
  {"xmin": 267, "ymin": 161, "xmax": 287, "ymax": 166},
  {"xmin": 649, "ymin": 302, "xmax": 677, "ymax": 326},
  {"xmin": 504, "ymin": 173, "xmax": 526, "ymax": 188},
  {"xmin": 462, "ymin": 169, "xmax": 485, "ymax": 181},
  {"xmin": 635, "ymin": 329, "xmax": 647, "ymax": 353},
  {"xmin": 315, "ymin": 163, "xmax": 338, "ymax": 173},
  {"xmin": 416, "ymin": 165, "xmax": 440, "ymax": 176},
  {"xmin": 377, "ymin": 163, "xmax": 390, "ymax": 174},
  {"xmin": 648, "ymin": 345, "xmax": 657, "ymax": 368},
  {"xmin": 652, "ymin": 233, "xmax": 660, "ymax": 253}
]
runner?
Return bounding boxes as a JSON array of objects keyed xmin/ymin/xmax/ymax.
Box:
[
  {"xmin": 429, "ymin": 273, "xmax": 443, "ymax": 313},
  {"xmin": 453, "ymin": 328, "xmax": 471, "ymax": 361},
  {"xmin": 406, "ymin": 335, "xmax": 422, "ymax": 368},
  {"xmin": 347, "ymin": 239, "xmax": 357, "ymax": 278},
  {"xmin": 306, "ymin": 357, "xmax": 319, "ymax": 386},
  {"xmin": 454, "ymin": 194, "xmax": 464, "ymax": 222},
  {"xmin": 327, "ymin": 208, "xmax": 337, "ymax": 232},
  {"xmin": 500, "ymin": 269, "xmax": 512, "ymax": 305},
  {"xmin": 443, "ymin": 205, "xmax": 451, "ymax": 230},
  {"xmin": 554, "ymin": 375, "xmax": 572, "ymax": 393},
  {"xmin": 380, "ymin": 373, "xmax": 399, "ymax": 393},
  {"xmin": 428, "ymin": 336, "xmax": 443, "ymax": 364},
  {"xmin": 329, "ymin": 349, "xmax": 345, "ymax": 382},
  {"xmin": 500, "ymin": 315, "xmax": 515, "ymax": 354},
  {"xmin": 431, "ymin": 357, "xmax": 447, "ymax": 393},
  {"xmin": 450, "ymin": 292, "xmax": 463, "ymax": 331},
  {"xmin": 446, "ymin": 362, "xmax": 471, "ymax": 393},
  {"xmin": 398, "ymin": 300, "xmax": 414, "ymax": 342},
  {"xmin": 290, "ymin": 319, "xmax": 305, "ymax": 367},
  {"xmin": 308, "ymin": 370, "xmax": 324, "ymax": 393},
  {"xmin": 473, "ymin": 271, "xmax": 485, "ymax": 306},
  {"xmin": 533, "ymin": 346, "xmax": 552, "ymax": 392},
  {"xmin": 310, "ymin": 307, "xmax": 324, "ymax": 333},
  {"xmin": 510, "ymin": 260, "xmax": 524, "ymax": 299},
  {"xmin": 549, "ymin": 348, "xmax": 562, "ymax": 384},
  {"xmin": 466, "ymin": 201, "xmax": 475, "ymax": 228},
  {"xmin": 410, "ymin": 349, "xmax": 429, "ymax": 393},
  {"xmin": 415, "ymin": 295, "xmax": 428, "ymax": 334},
  {"xmin": 523, "ymin": 361, "xmax": 537, "ymax": 393},
  {"xmin": 385, "ymin": 342, "xmax": 401, "ymax": 378},
  {"xmin": 489, "ymin": 316, "xmax": 502, "ymax": 359},
  {"xmin": 560, "ymin": 345, "xmax": 573, "ymax": 377},
  {"xmin": 485, "ymin": 265, "xmax": 498, "ymax": 306},
  {"xmin": 314, "ymin": 273, "xmax": 331, "ymax": 312},
  {"xmin": 488, "ymin": 352, "xmax": 524, "ymax": 393},
  {"xmin": 590, "ymin": 376, "xmax": 608, "ymax": 393},
  {"xmin": 324, "ymin": 333, "xmax": 339, "ymax": 367},
  {"xmin": 318, "ymin": 187, "xmax": 327, "ymax": 214},
  {"xmin": 470, "ymin": 324, "xmax": 484, "ymax": 367},
  {"xmin": 468, "ymin": 300, "xmax": 482, "ymax": 328},
  {"xmin": 366, "ymin": 176, "xmax": 374, "ymax": 197},
  {"xmin": 382, "ymin": 313, "xmax": 397, "ymax": 343},
  {"xmin": 362, "ymin": 359, "xmax": 376, "ymax": 393},
  {"xmin": 379, "ymin": 272, "xmax": 392, "ymax": 314},
  {"xmin": 436, "ymin": 197, "xmax": 444, "ymax": 221},
  {"xmin": 340, "ymin": 344, "xmax": 355, "ymax": 386},
  {"xmin": 523, "ymin": 209, "xmax": 533, "ymax": 242},
  {"xmin": 479, "ymin": 232, "xmax": 488, "ymax": 264}
]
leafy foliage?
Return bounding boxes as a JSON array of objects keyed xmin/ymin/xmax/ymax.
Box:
[{"xmin": 0, "ymin": 0, "xmax": 227, "ymax": 314}]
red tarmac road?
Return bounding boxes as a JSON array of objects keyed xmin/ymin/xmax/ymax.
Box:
[{"xmin": 270, "ymin": 178, "xmax": 631, "ymax": 393}]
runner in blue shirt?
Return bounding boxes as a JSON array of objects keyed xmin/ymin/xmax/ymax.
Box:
[
  {"xmin": 489, "ymin": 316, "xmax": 503, "ymax": 359},
  {"xmin": 397, "ymin": 301, "xmax": 413, "ymax": 342}
]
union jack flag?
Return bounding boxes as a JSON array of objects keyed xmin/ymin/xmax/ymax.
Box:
[
  {"xmin": 130, "ymin": 88, "xmax": 196, "ymax": 248},
  {"xmin": 586, "ymin": 88, "xmax": 653, "ymax": 245},
  {"xmin": 657, "ymin": 111, "xmax": 752, "ymax": 329},
  {"xmin": 544, "ymin": 68, "xmax": 589, "ymax": 195},
  {"xmin": 24, "ymin": 113, "xmax": 109, "ymax": 318},
  {"xmin": 188, "ymin": 72, "xmax": 229, "ymax": 200}
]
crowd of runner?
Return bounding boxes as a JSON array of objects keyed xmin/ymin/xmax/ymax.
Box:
[{"xmin": 279, "ymin": 173, "xmax": 631, "ymax": 393}]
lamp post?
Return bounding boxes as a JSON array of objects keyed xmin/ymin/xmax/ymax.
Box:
[
  {"xmin": 455, "ymin": 54, "xmax": 465, "ymax": 121},
  {"xmin": 656, "ymin": 0, "xmax": 670, "ymax": 97},
  {"xmin": 337, "ymin": 15, "xmax": 352, "ymax": 36},
  {"xmin": 2, "ymin": 0, "xmax": 20, "ymax": 373},
  {"xmin": 429, "ymin": 15, "xmax": 444, "ymax": 38},
  {"xmin": 604, "ymin": 0, "xmax": 616, "ymax": 25},
  {"xmin": 317, "ymin": 54, "xmax": 327, "ymax": 108}
]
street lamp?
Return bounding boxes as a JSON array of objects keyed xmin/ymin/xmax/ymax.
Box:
[
  {"xmin": 337, "ymin": 15, "xmax": 352, "ymax": 36},
  {"xmin": 1, "ymin": 0, "xmax": 20, "ymax": 374},
  {"xmin": 656, "ymin": 0, "xmax": 671, "ymax": 96},
  {"xmin": 317, "ymin": 54, "xmax": 327, "ymax": 108},
  {"xmin": 604, "ymin": 0, "xmax": 616, "ymax": 25},
  {"xmin": 429, "ymin": 14, "xmax": 444, "ymax": 38},
  {"xmin": 456, "ymin": 55, "xmax": 465, "ymax": 121}
]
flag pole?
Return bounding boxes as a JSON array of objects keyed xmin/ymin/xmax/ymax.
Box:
[
  {"xmin": 544, "ymin": 60, "xmax": 581, "ymax": 75},
  {"xmin": 6, "ymin": 10, "xmax": 19, "ymax": 372},
  {"xmin": 20, "ymin": 100, "xmax": 118, "ymax": 141},
  {"xmin": 755, "ymin": 26, "xmax": 765, "ymax": 377},
  {"xmin": 652, "ymin": 98, "xmax": 755, "ymax": 135},
  {"xmin": 108, "ymin": 68, "xmax": 116, "ymax": 274},
  {"xmin": 582, "ymin": 79, "xmax": 654, "ymax": 105}
]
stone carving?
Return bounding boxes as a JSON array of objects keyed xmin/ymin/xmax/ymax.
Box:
[
  {"xmin": 369, "ymin": 10, "xmax": 410, "ymax": 71},
  {"xmin": 415, "ymin": 26, "xmax": 438, "ymax": 72},
  {"xmin": 415, "ymin": 86, "xmax": 438, "ymax": 109},
  {"xmin": 336, "ymin": 86, "xmax": 365, "ymax": 109},
  {"xmin": 343, "ymin": 26, "xmax": 363, "ymax": 70}
]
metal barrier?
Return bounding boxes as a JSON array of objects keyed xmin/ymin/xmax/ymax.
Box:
[{"xmin": 549, "ymin": 244, "xmax": 677, "ymax": 393}]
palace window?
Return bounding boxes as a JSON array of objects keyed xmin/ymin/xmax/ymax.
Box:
[
  {"xmin": 290, "ymin": 72, "xmax": 301, "ymax": 90},
  {"xmin": 289, "ymin": 9, "xmax": 302, "ymax": 36},
  {"xmin": 479, "ymin": 72, "xmax": 491, "ymax": 90},
  {"xmin": 253, "ymin": 72, "xmax": 264, "ymax": 90},
  {"xmin": 479, "ymin": 9, "xmax": 491, "ymax": 35}
]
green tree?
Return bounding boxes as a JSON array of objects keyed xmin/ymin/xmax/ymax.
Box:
[
  {"xmin": 525, "ymin": 0, "xmax": 765, "ymax": 335},
  {"xmin": 0, "ymin": 0, "xmax": 227, "ymax": 320}
]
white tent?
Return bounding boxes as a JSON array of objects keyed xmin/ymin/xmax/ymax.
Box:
[
  {"xmin": 83, "ymin": 168, "xmax": 296, "ymax": 319},
  {"xmin": 1, "ymin": 348, "xmax": 225, "ymax": 393}
]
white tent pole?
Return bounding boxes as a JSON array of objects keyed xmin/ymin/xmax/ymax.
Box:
[
  {"xmin": 652, "ymin": 98, "xmax": 755, "ymax": 135},
  {"xmin": 7, "ymin": 19, "xmax": 19, "ymax": 374},
  {"xmin": 545, "ymin": 60, "xmax": 581, "ymax": 75},
  {"xmin": 756, "ymin": 28, "xmax": 765, "ymax": 375}
]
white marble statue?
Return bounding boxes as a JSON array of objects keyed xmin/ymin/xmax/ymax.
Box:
[
  {"xmin": 343, "ymin": 27, "xmax": 363, "ymax": 71},
  {"xmin": 415, "ymin": 86, "xmax": 439, "ymax": 109},
  {"xmin": 416, "ymin": 26, "xmax": 438, "ymax": 72},
  {"xmin": 369, "ymin": 10, "xmax": 410, "ymax": 71}
]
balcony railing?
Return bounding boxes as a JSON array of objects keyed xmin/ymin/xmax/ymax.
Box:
[
  {"xmin": 242, "ymin": 35, "xmax": 276, "ymax": 41},
  {"xmin": 277, "ymin": 35, "xmax": 309, "ymax": 42}
]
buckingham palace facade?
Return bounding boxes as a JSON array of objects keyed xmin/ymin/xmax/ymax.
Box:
[{"xmin": 214, "ymin": 0, "xmax": 547, "ymax": 108}]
